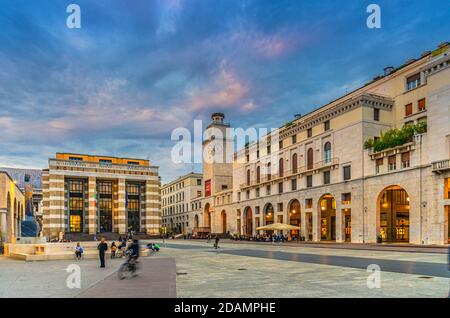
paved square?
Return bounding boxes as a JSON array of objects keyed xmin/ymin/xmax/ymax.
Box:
[{"xmin": 0, "ymin": 241, "xmax": 448, "ymax": 298}]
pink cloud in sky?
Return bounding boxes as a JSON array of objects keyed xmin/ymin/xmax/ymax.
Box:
[{"xmin": 187, "ymin": 60, "xmax": 250, "ymax": 111}]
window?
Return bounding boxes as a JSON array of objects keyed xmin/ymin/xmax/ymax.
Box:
[
  {"xmin": 307, "ymin": 148, "xmax": 314, "ymax": 170},
  {"xmin": 342, "ymin": 193, "xmax": 351, "ymax": 205},
  {"xmin": 69, "ymin": 156, "xmax": 82, "ymax": 161},
  {"xmin": 266, "ymin": 185, "xmax": 271, "ymax": 195},
  {"xmin": 237, "ymin": 192, "xmax": 241, "ymax": 201},
  {"xmin": 292, "ymin": 135, "xmax": 297, "ymax": 144},
  {"xmin": 246, "ymin": 169, "xmax": 251, "ymax": 186},
  {"xmin": 267, "ymin": 162, "xmax": 272, "ymax": 180},
  {"xmin": 401, "ymin": 152, "xmax": 410, "ymax": 168},
  {"xmin": 69, "ymin": 180, "xmax": 84, "ymax": 192},
  {"xmin": 374, "ymin": 108, "xmax": 380, "ymax": 121},
  {"xmin": 246, "ymin": 190, "xmax": 250, "ymax": 200},
  {"xmin": 324, "ymin": 142, "xmax": 332, "ymax": 163},
  {"xmin": 69, "ymin": 197, "xmax": 83, "ymax": 210},
  {"xmin": 418, "ymin": 98, "xmax": 426, "ymax": 111},
  {"xmin": 291, "ymin": 179, "xmax": 297, "ymax": 191},
  {"xmin": 256, "ymin": 188, "xmax": 260, "ymax": 198},
  {"xmin": 256, "ymin": 166, "xmax": 261, "ymax": 183},
  {"xmin": 278, "ymin": 182, "xmax": 283, "ymax": 194},
  {"xmin": 99, "ymin": 159, "xmax": 112, "ymax": 164},
  {"xmin": 267, "ymin": 145, "xmax": 271, "ymax": 154},
  {"xmin": 343, "ymin": 166, "xmax": 351, "ymax": 181},
  {"xmin": 246, "ymin": 154, "xmax": 250, "ymax": 162},
  {"xmin": 277, "ymin": 203, "xmax": 283, "ymax": 212},
  {"xmin": 255, "ymin": 206, "xmax": 260, "ymax": 215},
  {"xmin": 24, "ymin": 174, "xmax": 30, "ymax": 183},
  {"xmin": 197, "ymin": 179, "xmax": 202, "ymax": 186},
  {"xmin": 279, "ymin": 158, "xmax": 284, "ymax": 177},
  {"xmin": 257, "ymin": 150, "xmax": 260, "ymax": 158},
  {"xmin": 306, "ymin": 175, "xmax": 313, "ymax": 188},
  {"xmin": 388, "ymin": 155, "xmax": 396, "ymax": 171},
  {"xmin": 279, "ymin": 140, "xmax": 283, "ymax": 149},
  {"xmin": 221, "ymin": 185, "xmax": 228, "ymax": 190},
  {"xmin": 305, "ymin": 198, "xmax": 313, "ymax": 209},
  {"xmin": 292, "ymin": 153, "xmax": 298, "ymax": 173},
  {"xmin": 323, "ymin": 171, "xmax": 330, "ymax": 185},
  {"xmin": 445, "ymin": 178, "xmax": 450, "ymax": 200},
  {"xmin": 405, "ymin": 103, "xmax": 413, "ymax": 116},
  {"xmin": 307, "ymin": 128, "xmax": 312, "ymax": 138},
  {"xmin": 324, "ymin": 120, "xmax": 330, "ymax": 131},
  {"xmin": 127, "ymin": 161, "xmax": 139, "ymax": 165},
  {"xmin": 406, "ymin": 73, "xmax": 421, "ymax": 90}
]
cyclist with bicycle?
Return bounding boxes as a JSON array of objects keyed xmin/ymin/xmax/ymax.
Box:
[
  {"xmin": 118, "ymin": 239, "xmax": 140, "ymax": 280},
  {"xmin": 127, "ymin": 239, "xmax": 140, "ymax": 262}
]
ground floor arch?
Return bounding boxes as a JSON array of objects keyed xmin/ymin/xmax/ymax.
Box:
[
  {"xmin": 194, "ymin": 214, "xmax": 199, "ymax": 228},
  {"xmin": 221, "ymin": 210, "xmax": 227, "ymax": 234},
  {"xmin": 243, "ymin": 207, "xmax": 253, "ymax": 236},
  {"xmin": 204, "ymin": 203, "xmax": 211, "ymax": 229},
  {"xmin": 318, "ymin": 194, "xmax": 336, "ymax": 241},
  {"xmin": 377, "ymin": 185, "xmax": 410, "ymax": 243},
  {"xmin": 288, "ymin": 199, "xmax": 301, "ymax": 237},
  {"xmin": 263, "ymin": 203, "xmax": 274, "ymax": 226}
]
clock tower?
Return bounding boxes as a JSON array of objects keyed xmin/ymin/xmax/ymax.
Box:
[{"xmin": 203, "ymin": 113, "xmax": 234, "ymax": 198}]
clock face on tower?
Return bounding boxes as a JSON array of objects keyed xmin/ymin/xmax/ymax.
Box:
[{"xmin": 205, "ymin": 142, "xmax": 223, "ymax": 163}]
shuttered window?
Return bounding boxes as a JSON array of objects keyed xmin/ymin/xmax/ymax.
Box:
[
  {"xmin": 401, "ymin": 152, "xmax": 410, "ymax": 168},
  {"xmin": 418, "ymin": 98, "xmax": 426, "ymax": 111},
  {"xmin": 405, "ymin": 103, "xmax": 413, "ymax": 116}
]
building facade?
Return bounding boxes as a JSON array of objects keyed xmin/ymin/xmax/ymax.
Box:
[
  {"xmin": 198, "ymin": 42, "xmax": 450, "ymax": 245},
  {"xmin": 0, "ymin": 171, "xmax": 26, "ymax": 243},
  {"xmin": 42, "ymin": 153, "xmax": 160, "ymax": 239},
  {"xmin": 0, "ymin": 167, "xmax": 43, "ymax": 234},
  {"xmin": 161, "ymin": 172, "xmax": 203, "ymax": 234}
]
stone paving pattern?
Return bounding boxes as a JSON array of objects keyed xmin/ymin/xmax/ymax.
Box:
[{"xmin": 0, "ymin": 240, "xmax": 449, "ymax": 298}]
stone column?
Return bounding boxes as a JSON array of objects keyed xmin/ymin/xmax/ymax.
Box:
[
  {"xmin": 335, "ymin": 207, "xmax": 345, "ymax": 243},
  {"xmin": 46, "ymin": 174, "xmax": 65, "ymax": 239},
  {"xmin": 0, "ymin": 208, "xmax": 7, "ymax": 242},
  {"xmin": 312, "ymin": 209, "xmax": 320, "ymax": 242},
  {"xmin": 144, "ymin": 181, "xmax": 160, "ymax": 235},
  {"xmin": 117, "ymin": 178, "xmax": 126, "ymax": 235},
  {"xmin": 87, "ymin": 177, "xmax": 97, "ymax": 235},
  {"xmin": 300, "ymin": 211, "xmax": 307, "ymax": 241}
]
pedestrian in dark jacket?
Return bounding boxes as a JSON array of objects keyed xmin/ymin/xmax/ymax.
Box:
[
  {"xmin": 97, "ymin": 237, "xmax": 108, "ymax": 268},
  {"xmin": 214, "ymin": 235, "xmax": 220, "ymax": 249}
]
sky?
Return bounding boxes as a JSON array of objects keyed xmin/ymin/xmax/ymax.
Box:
[{"xmin": 0, "ymin": 0, "xmax": 449, "ymax": 183}]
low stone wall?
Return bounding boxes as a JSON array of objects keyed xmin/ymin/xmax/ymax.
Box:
[{"xmin": 6, "ymin": 241, "xmax": 149, "ymax": 261}]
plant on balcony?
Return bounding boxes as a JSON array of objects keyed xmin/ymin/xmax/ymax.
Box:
[{"xmin": 364, "ymin": 122, "xmax": 427, "ymax": 153}]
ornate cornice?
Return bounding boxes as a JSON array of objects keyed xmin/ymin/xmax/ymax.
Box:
[{"xmin": 279, "ymin": 93, "xmax": 394, "ymax": 139}]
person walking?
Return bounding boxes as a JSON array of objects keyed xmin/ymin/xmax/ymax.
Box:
[
  {"xmin": 97, "ymin": 237, "xmax": 108, "ymax": 268},
  {"xmin": 214, "ymin": 235, "xmax": 220, "ymax": 249},
  {"xmin": 110, "ymin": 241, "xmax": 117, "ymax": 259}
]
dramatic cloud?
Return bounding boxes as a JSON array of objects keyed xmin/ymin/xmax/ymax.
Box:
[{"xmin": 0, "ymin": 0, "xmax": 449, "ymax": 182}]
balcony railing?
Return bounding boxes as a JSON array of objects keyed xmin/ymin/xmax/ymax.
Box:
[
  {"xmin": 239, "ymin": 158, "xmax": 339, "ymax": 189},
  {"xmin": 432, "ymin": 159, "xmax": 450, "ymax": 173},
  {"xmin": 49, "ymin": 159, "xmax": 158, "ymax": 173}
]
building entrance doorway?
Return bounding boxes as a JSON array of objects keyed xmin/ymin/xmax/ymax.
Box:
[
  {"xmin": 343, "ymin": 209, "xmax": 351, "ymax": 242},
  {"xmin": 243, "ymin": 207, "xmax": 253, "ymax": 236},
  {"xmin": 288, "ymin": 199, "xmax": 301, "ymax": 238},
  {"xmin": 378, "ymin": 185, "xmax": 410, "ymax": 243},
  {"xmin": 319, "ymin": 194, "xmax": 336, "ymax": 241},
  {"xmin": 446, "ymin": 205, "xmax": 450, "ymax": 244}
]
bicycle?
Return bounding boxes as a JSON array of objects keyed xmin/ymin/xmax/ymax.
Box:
[{"xmin": 118, "ymin": 250, "xmax": 139, "ymax": 280}]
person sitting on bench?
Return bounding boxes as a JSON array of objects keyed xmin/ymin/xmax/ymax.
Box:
[{"xmin": 75, "ymin": 243, "xmax": 84, "ymax": 260}]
